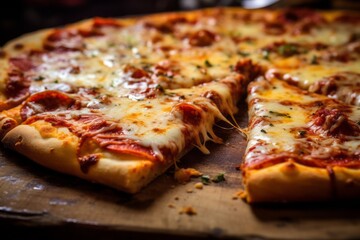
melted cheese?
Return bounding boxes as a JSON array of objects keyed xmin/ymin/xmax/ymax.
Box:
[{"xmin": 245, "ymin": 78, "xmax": 360, "ymax": 166}]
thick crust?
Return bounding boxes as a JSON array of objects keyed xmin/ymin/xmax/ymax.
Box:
[
  {"xmin": 244, "ymin": 162, "xmax": 360, "ymax": 203},
  {"xmin": 2, "ymin": 122, "xmax": 172, "ymax": 193},
  {"xmin": 243, "ymin": 161, "xmax": 332, "ymax": 203},
  {"xmin": 333, "ymin": 167, "xmax": 360, "ymax": 199}
]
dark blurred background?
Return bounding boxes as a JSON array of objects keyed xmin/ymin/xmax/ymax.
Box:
[{"xmin": 1, "ymin": 0, "xmax": 359, "ymax": 45}]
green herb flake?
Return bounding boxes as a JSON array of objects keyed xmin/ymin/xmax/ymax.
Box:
[
  {"xmin": 298, "ymin": 130, "xmax": 307, "ymax": 137},
  {"xmin": 269, "ymin": 123, "xmax": 274, "ymax": 127},
  {"xmin": 155, "ymin": 84, "xmax": 165, "ymax": 93},
  {"xmin": 310, "ymin": 55, "xmax": 318, "ymax": 65},
  {"xmin": 34, "ymin": 76, "xmax": 45, "ymax": 81},
  {"xmin": 260, "ymin": 129, "xmax": 267, "ymax": 134},
  {"xmin": 278, "ymin": 44, "xmax": 298, "ymax": 57},
  {"xmin": 262, "ymin": 50, "xmax": 270, "ymax": 60},
  {"xmin": 201, "ymin": 175, "xmax": 211, "ymax": 185},
  {"xmin": 237, "ymin": 51, "xmax": 249, "ymax": 57},
  {"xmin": 204, "ymin": 60, "xmax": 213, "ymax": 68},
  {"xmin": 269, "ymin": 110, "xmax": 291, "ymax": 118},
  {"xmin": 212, "ymin": 173, "xmax": 225, "ymax": 183}
]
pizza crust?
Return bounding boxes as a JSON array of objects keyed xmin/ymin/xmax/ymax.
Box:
[
  {"xmin": 2, "ymin": 122, "xmax": 172, "ymax": 193},
  {"xmin": 244, "ymin": 161, "xmax": 360, "ymax": 203},
  {"xmin": 333, "ymin": 167, "xmax": 360, "ymax": 199},
  {"xmin": 243, "ymin": 161, "xmax": 332, "ymax": 203}
]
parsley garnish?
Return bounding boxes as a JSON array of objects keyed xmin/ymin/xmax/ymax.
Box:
[
  {"xmin": 261, "ymin": 129, "xmax": 267, "ymax": 134},
  {"xmin": 155, "ymin": 84, "xmax": 165, "ymax": 93},
  {"xmin": 237, "ymin": 51, "xmax": 249, "ymax": 57},
  {"xmin": 269, "ymin": 110, "xmax": 291, "ymax": 118},
  {"xmin": 262, "ymin": 50, "xmax": 270, "ymax": 60},
  {"xmin": 298, "ymin": 130, "xmax": 307, "ymax": 137},
  {"xmin": 204, "ymin": 60, "xmax": 213, "ymax": 68},
  {"xmin": 212, "ymin": 173, "xmax": 225, "ymax": 183},
  {"xmin": 34, "ymin": 76, "xmax": 44, "ymax": 81},
  {"xmin": 200, "ymin": 175, "xmax": 211, "ymax": 185},
  {"xmin": 310, "ymin": 55, "xmax": 318, "ymax": 65},
  {"xmin": 269, "ymin": 123, "xmax": 274, "ymax": 127},
  {"xmin": 277, "ymin": 44, "xmax": 299, "ymax": 57}
]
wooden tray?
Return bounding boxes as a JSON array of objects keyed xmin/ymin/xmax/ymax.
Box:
[{"xmin": 1, "ymin": 104, "xmax": 360, "ymax": 240}]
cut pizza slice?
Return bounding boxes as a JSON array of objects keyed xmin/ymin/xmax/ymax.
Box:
[
  {"xmin": 242, "ymin": 77, "xmax": 360, "ymax": 202},
  {"xmin": 256, "ymin": 10, "xmax": 360, "ymax": 105},
  {"xmin": 2, "ymin": 72, "xmax": 245, "ymax": 193}
]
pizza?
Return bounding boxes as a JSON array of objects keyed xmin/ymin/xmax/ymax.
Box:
[
  {"xmin": 243, "ymin": 77, "xmax": 360, "ymax": 202},
  {"xmin": 0, "ymin": 8, "xmax": 359, "ymax": 201}
]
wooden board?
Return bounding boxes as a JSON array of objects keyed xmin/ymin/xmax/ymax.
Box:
[{"xmin": 1, "ymin": 104, "xmax": 360, "ymax": 240}]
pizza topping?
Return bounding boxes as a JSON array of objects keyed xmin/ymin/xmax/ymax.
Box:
[
  {"xmin": 176, "ymin": 103, "xmax": 203, "ymax": 126},
  {"xmin": 188, "ymin": 29, "xmax": 218, "ymax": 47},
  {"xmin": 263, "ymin": 22, "xmax": 286, "ymax": 35},
  {"xmin": 263, "ymin": 42, "xmax": 307, "ymax": 57},
  {"xmin": 44, "ymin": 29, "xmax": 85, "ymax": 51},
  {"xmin": 245, "ymin": 78, "xmax": 360, "ymax": 170},
  {"xmin": 309, "ymin": 108, "xmax": 360, "ymax": 137},
  {"xmin": 9, "ymin": 58, "xmax": 34, "ymax": 72},
  {"xmin": 92, "ymin": 17, "xmax": 122, "ymax": 28},
  {"xmin": 78, "ymin": 154, "xmax": 100, "ymax": 173},
  {"xmin": 20, "ymin": 91, "xmax": 78, "ymax": 121},
  {"xmin": 308, "ymin": 72, "xmax": 360, "ymax": 106}
]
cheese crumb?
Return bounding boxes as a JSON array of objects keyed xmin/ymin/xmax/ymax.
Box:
[
  {"xmin": 179, "ymin": 206, "xmax": 197, "ymax": 216},
  {"xmin": 233, "ymin": 190, "xmax": 247, "ymax": 200},
  {"xmin": 174, "ymin": 168, "xmax": 202, "ymax": 183},
  {"xmin": 194, "ymin": 182, "xmax": 203, "ymax": 189}
]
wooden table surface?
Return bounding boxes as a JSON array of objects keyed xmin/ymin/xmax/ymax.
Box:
[{"xmin": 1, "ymin": 105, "xmax": 360, "ymax": 240}]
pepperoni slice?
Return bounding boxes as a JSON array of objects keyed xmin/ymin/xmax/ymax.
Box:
[
  {"xmin": 92, "ymin": 17, "xmax": 122, "ymax": 28},
  {"xmin": 105, "ymin": 143, "xmax": 157, "ymax": 161},
  {"xmin": 175, "ymin": 103, "xmax": 203, "ymax": 126},
  {"xmin": 20, "ymin": 91, "xmax": 78, "ymax": 121},
  {"xmin": 188, "ymin": 30, "xmax": 217, "ymax": 47},
  {"xmin": 44, "ymin": 29, "xmax": 84, "ymax": 51}
]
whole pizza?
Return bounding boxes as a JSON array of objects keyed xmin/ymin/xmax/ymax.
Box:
[{"xmin": 0, "ymin": 8, "xmax": 359, "ymax": 202}]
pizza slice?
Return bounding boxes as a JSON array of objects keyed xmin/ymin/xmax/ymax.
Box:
[
  {"xmin": 0, "ymin": 10, "xmax": 266, "ymax": 193},
  {"xmin": 256, "ymin": 10, "xmax": 360, "ymax": 105},
  {"xmin": 242, "ymin": 77, "xmax": 360, "ymax": 202},
  {"xmin": 2, "ymin": 72, "xmax": 246, "ymax": 193}
]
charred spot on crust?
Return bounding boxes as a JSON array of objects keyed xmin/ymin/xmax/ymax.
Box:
[{"xmin": 78, "ymin": 154, "xmax": 100, "ymax": 173}]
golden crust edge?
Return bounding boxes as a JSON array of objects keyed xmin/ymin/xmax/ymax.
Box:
[
  {"xmin": 2, "ymin": 123, "xmax": 173, "ymax": 193},
  {"xmin": 243, "ymin": 161, "xmax": 360, "ymax": 203},
  {"xmin": 243, "ymin": 161, "xmax": 332, "ymax": 203}
]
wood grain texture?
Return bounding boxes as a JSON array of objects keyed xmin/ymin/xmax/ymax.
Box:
[{"xmin": 0, "ymin": 105, "xmax": 360, "ymax": 240}]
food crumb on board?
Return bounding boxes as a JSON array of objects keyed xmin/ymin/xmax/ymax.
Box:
[
  {"xmin": 174, "ymin": 196, "xmax": 179, "ymax": 200},
  {"xmin": 186, "ymin": 189, "xmax": 193, "ymax": 193},
  {"xmin": 174, "ymin": 168, "xmax": 202, "ymax": 183},
  {"xmin": 233, "ymin": 189, "xmax": 247, "ymax": 200},
  {"xmin": 179, "ymin": 206, "xmax": 197, "ymax": 216},
  {"xmin": 194, "ymin": 182, "xmax": 203, "ymax": 189},
  {"xmin": 168, "ymin": 204, "xmax": 176, "ymax": 208}
]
